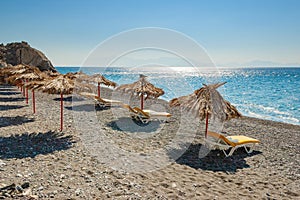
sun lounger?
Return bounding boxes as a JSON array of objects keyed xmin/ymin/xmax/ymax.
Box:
[
  {"xmin": 79, "ymin": 92, "xmax": 123, "ymax": 107},
  {"xmin": 79, "ymin": 92, "xmax": 97, "ymax": 99},
  {"xmin": 122, "ymin": 104, "xmax": 150, "ymax": 123},
  {"xmin": 204, "ymin": 131, "xmax": 260, "ymax": 157},
  {"xmin": 123, "ymin": 104, "xmax": 171, "ymax": 123},
  {"xmin": 142, "ymin": 109, "xmax": 172, "ymax": 122},
  {"xmin": 122, "ymin": 104, "xmax": 139, "ymax": 117},
  {"xmin": 94, "ymin": 96, "xmax": 123, "ymax": 107}
]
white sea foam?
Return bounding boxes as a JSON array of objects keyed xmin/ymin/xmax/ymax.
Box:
[
  {"xmin": 279, "ymin": 116, "xmax": 300, "ymax": 123},
  {"xmin": 246, "ymin": 111, "xmax": 268, "ymax": 119}
]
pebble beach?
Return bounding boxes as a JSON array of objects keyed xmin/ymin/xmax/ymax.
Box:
[{"xmin": 0, "ymin": 84, "xmax": 299, "ymax": 199}]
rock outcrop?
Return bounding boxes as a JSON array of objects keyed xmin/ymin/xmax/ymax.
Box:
[{"xmin": 0, "ymin": 41, "xmax": 56, "ymax": 72}]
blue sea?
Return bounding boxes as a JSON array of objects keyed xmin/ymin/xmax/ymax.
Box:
[{"xmin": 56, "ymin": 66, "xmax": 300, "ymax": 125}]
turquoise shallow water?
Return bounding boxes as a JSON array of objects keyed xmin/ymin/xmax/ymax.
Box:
[{"xmin": 56, "ymin": 66, "xmax": 300, "ymax": 125}]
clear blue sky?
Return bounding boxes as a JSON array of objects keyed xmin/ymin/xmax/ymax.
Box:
[{"xmin": 1, "ymin": 0, "xmax": 299, "ymax": 67}]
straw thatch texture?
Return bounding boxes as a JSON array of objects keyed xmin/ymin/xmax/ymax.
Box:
[
  {"xmin": 65, "ymin": 71, "xmax": 89, "ymax": 80},
  {"xmin": 24, "ymin": 80, "xmax": 47, "ymax": 90},
  {"xmin": 5, "ymin": 71, "xmax": 46, "ymax": 86},
  {"xmin": 43, "ymin": 70, "xmax": 61, "ymax": 78},
  {"xmin": 169, "ymin": 82, "xmax": 241, "ymax": 121},
  {"xmin": 0, "ymin": 64, "xmax": 39, "ymax": 77},
  {"xmin": 73, "ymin": 82, "xmax": 95, "ymax": 93},
  {"xmin": 90, "ymin": 74, "xmax": 117, "ymax": 87},
  {"xmin": 9, "ymin": 64, "xmax": 40, "ymax": 75},
  {"xmin": 1, "ymin": 64, "xmax": 44, "ymax": 87},
  {"xmin": 116, "ymin": 74, "xmax": 164, "ymax": 99},
  {"xmin": 37, "ymin": 75, "xmax": 74, "ymax": 95}
]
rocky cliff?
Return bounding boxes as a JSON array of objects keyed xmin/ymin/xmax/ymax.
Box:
[{"xmin": 0, "ymin": 41, "xmax": 56, "ymax": 72}]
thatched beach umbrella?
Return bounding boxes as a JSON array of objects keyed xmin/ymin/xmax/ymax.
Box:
[
  {"xmin": 116, "ymin": 74, "xmax": 164, "ymax": 110},
  {"xmin": 43, "ymin": 70, "xmax": 61, "ymax": 78},
  {"xmin": 89, "ymin": 74, "xmax": 117, "ymax": 98},
  {"xmin": 36, "ymin": 75, "xmax": 74, "ymax": 131},
  {"xmin": 4, "ymin": 64, "xmax": 41, "ymax": 101},
  {"xmin": 63, "ymin": 72, "xmax": 98, "ymax": 94},
  {"xmin": 10, "ymin": 64, "xmax": 39, "ymax": 75},
  {"xmin": 18, "ymin": 71, "xmax": 49, "ymax": 113},
  {"xmin": 169, "ymin": 82, "xmax": 241, "ymax": 138},
  {"xmin": 25, "ymin": 79, "xmax": 48, "ymax": 113},
  {"xmin": 0, "ymin": 64, "xmax": 28, "ymax": 94},
  {"xmin": 0, "ymin": 64, "xmax": 37, "ymax": 76},
  {"xmin": 65, "ymin": 71, "xmax": 89, "ymax": 80}
]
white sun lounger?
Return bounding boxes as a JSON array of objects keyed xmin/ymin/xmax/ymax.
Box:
[
  {"xmin": 142, "ymin": 109, "xmax": 172, "ymax": 122},
  {"xmin": 204, "ymin": 131, "xmax": 260, "ymax": 157},
  {"xmin": 94, "ymin": 96, "xmax": 123, "ymax": 107},
  {"xmin": 123, "ymin": 104, "xmax": 171, "ymax": 123},
  {"xmin": 79, "ymin": 92, "xmax": 123, "ymax": 107}
]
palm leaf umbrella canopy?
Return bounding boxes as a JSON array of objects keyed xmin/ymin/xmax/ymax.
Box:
[
  {"xmin": 116, "ymin": 74, "xmax": 164, "ymax": 109},
  {"xmin": 36, "ymin": 75, "xmax": 75, "ymax": 131},
  {"xmin": 89, "ymin": 74, "xmax": 117, "ymax": 98},
  {"xmin": 169, "ymin": 82, "xmax": 241, "ymax": 138}
]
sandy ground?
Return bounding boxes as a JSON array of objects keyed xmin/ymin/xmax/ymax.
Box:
[{"xmin": 0, "ymin": 85, "xmax": 299, "ymax": 199}]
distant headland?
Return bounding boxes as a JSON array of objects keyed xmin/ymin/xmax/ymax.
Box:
[{"xmin": 0, "ymin": 41, "xmax": 56, "ymax": 72}]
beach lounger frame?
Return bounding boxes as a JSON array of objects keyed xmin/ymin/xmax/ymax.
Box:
[
  {"xmin": 142, "ymin": 109, "xmax": 172, "ymax": 123},
  {"xmin": 79, "ymin": 92, "xmax": 123, "ymax": 108},
  {"xmin": 204, "ymin": 131, "xmax": 260, "ymax": 157},
  {"xmin": 123, "ymin": 104, "xmax": 171, "ymax": 124},
  {"xmin": 132, "ymin": 107, "xmax": 153, "ymax": 124},
  {"xmin": 122, "ymin": 104, "xmax": 151, "ymax": 123},
  {"xmin": 94, "ymin": 96, "xmax": 123, "ymax": 108}
]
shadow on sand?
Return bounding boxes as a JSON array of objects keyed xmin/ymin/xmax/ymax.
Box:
[
  {"xmin": 0, "ymin": 131, "xmax": 75, "ymax": 159},
  {"xmin": 0, "ymin": 105, "xmax": 26, "ymax": 111},
  {"xmin": 0, "ymin": 116, "xmax": 34, "ymax": 128},
  {"xmin": 65, "ymin": 103, "xmax": 109, "ymax": 112},
  {"xmin": 0, "ymin": 91, "xmax": 21, "ymax": 95},
  {"xmin": 169, "ymin": 143, "xmax": 262, "ymax": 173},
  {"xmin": 53, "ymin": 96, "xmax": 84, "ymax": 102},
  {"xmin": 0, "ymin": 87, "xmax": 18, "ymax": 91},
  {"xmin": 65, "ymin": 104, "xmax": 103, "ymax": 112},
  {"xmin": 107, "ymin": 117, "xmax": 161, "ymax": 133},
  {"xmin": 0, "ymin": 97, "xmax": 24, "ymax": 102}
]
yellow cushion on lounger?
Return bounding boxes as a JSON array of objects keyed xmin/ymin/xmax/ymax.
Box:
[
  {"xmin": 206, "ymin": 131, "xmax": 260, "ymax": 156},
  {"xmin": 143, "ymin": 109, "xmax": 172, "ymax": 117},
  {"xmin": 101, "ymin": 98, "xmax": 122, "ymax": 104},
  {"xmin": 226, "ymin": 135, "xmax": 260, "ymax": 146}
]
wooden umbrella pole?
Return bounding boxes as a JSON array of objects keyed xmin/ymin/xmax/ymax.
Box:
[
  {"xmin": 32, "ymin": 90, "xmax": 35, "ymax": 114},
  {"xmin": 25, "ymin": 80, "xmax": 28, "ymax": 104},
  {"xmin": 60, "ymin": 93, "xmax": 63, "ymax": 131},
  {"xmin": 205, "ymin": 114, "xmax": 209, "ymax": 138},
  {"xmin": 141, "ymin": 94, "xmax": 144, "ymax": 110},
  {"xmin": 22, "ymin": 80, "xmax": 25, "ymax": 96},
  {"xmin": 98, "ymin": 82, "xmax": 100, "ymax": 98}
]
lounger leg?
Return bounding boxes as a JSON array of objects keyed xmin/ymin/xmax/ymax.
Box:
[
  {"xmin": 227, "ymin": 147, "xmax": 237, "ymax": 157},
  {"xmin": 142, "ymin": 119, "xmax": 149, "ymax": 124},
  {"xmin": 222, "ymin": 147, "xmax": 235, "ymax": 157},
  {"xmin": 244, "ymin": 144, "xmax": 255, "ymax": 154},
  {"xmin": 222, "ymin": 149, "xmax": 230, "ymax": 157},
  {"xmin": 136, "ymin": 116, "xmax": 148, "ymax": 124}
]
